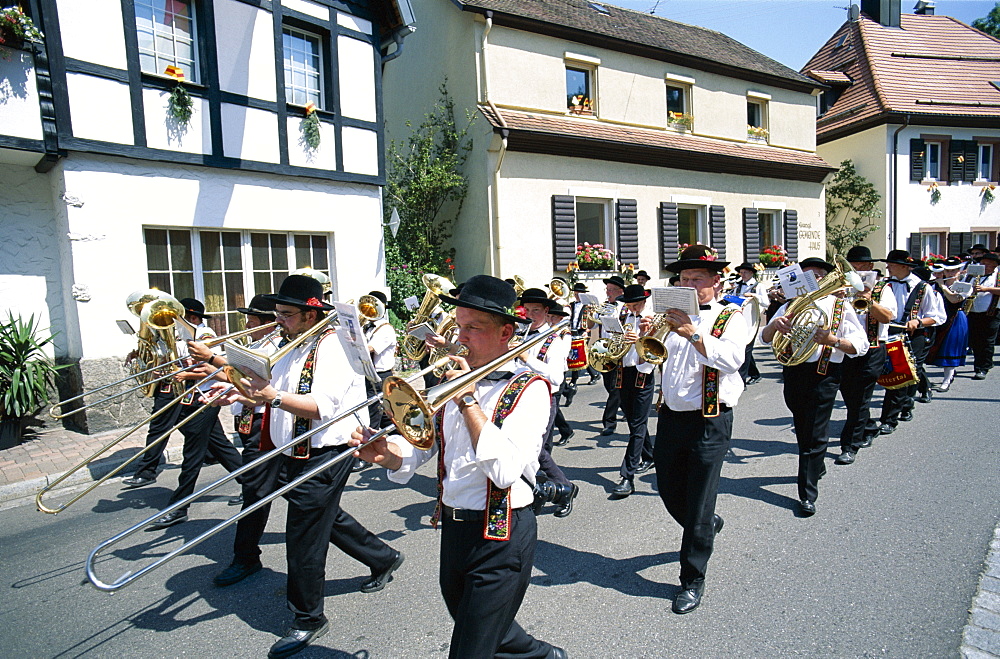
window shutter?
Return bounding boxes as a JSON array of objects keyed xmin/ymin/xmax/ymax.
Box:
[
  {"xmin": 783, "ymin": 210, "xmax": 798, "ymax": 261},
  {"xmin": 708, "ymin": 205, "xmax": 726, "ymax": 260},
  {"xmin": 910, "ymin": 139, "xmax": 925, "ymax": 182},
  {"xmin": 908, "ymin": 233, "xmax": 921, "ymax": 256},
  {"xmin": 615, "ymin": 198, "xmax": 639, "ymax": 266},
  {"xmin": 949, "ymin": 140, "xmax": 969, "ymax": 183},
  {"xmin": 742, "ymin": 208, "xmax": 760, "ymax": 262},
  {"xmin": 948, "ymin": 231, "xmax": 972, "ymax": 256},
  {"xmin": 552, "ymin": 195, "xmax": 577, "ymax": 270},
  {"xmin": 659, "ymin": 202, "xmax": 679, "ymax": 269},
  {"xmin": 963, "ymin": 142, "xmax": 979, "ymax": 182}
]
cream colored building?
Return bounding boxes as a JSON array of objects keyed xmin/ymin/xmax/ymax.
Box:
[{"xmin": 383, "ymin": 0, "xmax": 834, "ymax": 285}]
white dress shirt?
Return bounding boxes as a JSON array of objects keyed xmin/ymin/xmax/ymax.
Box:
[
  {"xmin": 176, "ymin": 322, "xmax": 218, "ymax": 394},
  {"xmin": 387, "ymin": 364, "xmax": 549, "ymax": 510},
  {"xmin": 763, "ymin": 296, "xmax": 869, "ymax": 364},
  {"xmin": 887, "ymin": 273, "xmax": 947, "ymax": 325},
  {"xmin": 521, "ymin": 323, "xmax": 571, "ymax": 387},
  {"xmin": 365, "ymin": 321, "xmax": 397, "ymax": 371},
  {"xmin": 733, "ymin": 278, "xmax": 758, "ymax": 297},
  {"xmin": 969, "ymin": 271, "xmax": 999, "ymax": 313},
  {"xmin": 268, "ymin": 328, "xmax": 365, "ymax": 452},
  {"xmin": 660, "ymin": 301, "xmax": 748, "ymax": 412},
  {"xmin": 858, "ymin": 279, "xmax": 898, "ymax": 343},
  {"xmin": 621, "ymin": 309, "xmax": 655, "ymax": 374}
]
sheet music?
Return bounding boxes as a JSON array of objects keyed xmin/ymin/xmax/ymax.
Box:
[
  {"xmin": 116, "ymin": 320, "xmax": 135, "ymax": 335},
  {"xmin": 649, "ymin": 287, "xmax": 699, "ymax": 315},
  {"xmin": 403, "ymin": 295, "xmax": 420, "ymax": 311},
  {"xmin": 966, "ymin": 263, "xmax": 986, "ymax": 277},
  {"xmin": 777, "ymin": 264, "xmax": 819, "ymax": 298},
  {"xmin": 951, "ymin": 281, "xmax": 973, "ymax": 297},
  {"xmin": 332, "ymin": 302, "xmax": 379, "ymax": 384},
  {"xmin": 859, "ymin": 271, "xmax": 878, "ymax": 289},
  {"xmin": 223, "ymin": 341, "xmax": 272, "ymax": 380},
  {"xmin": 578, "ymin": 293, "xmax": 601, "ymax": 306},
  {"xmin": 600, "ymin": 315, "xmax": 624, "ymax": 334},
  {"xmin": 406, "ymin": 322, "xmax": 437, "ymax": 341}
]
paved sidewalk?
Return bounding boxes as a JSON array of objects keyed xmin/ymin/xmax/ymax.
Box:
[{"xmin": 964, "ymin": 524, "xmax": 1000, "ymax": 658}]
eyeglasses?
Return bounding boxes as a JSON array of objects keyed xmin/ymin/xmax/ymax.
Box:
[{"xmin": 274, "ymin": 310, "xmax": 303, "ymax": 320}]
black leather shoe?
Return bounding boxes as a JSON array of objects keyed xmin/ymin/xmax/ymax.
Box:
[
  {"xmin": 636, "ymin": 460, "xmax": 654, "ymax": 474},
  {"xmin": 268, "ymin": 620, "xmax": 330, "ymax": 659},
  {"xmin": 878, "ymin": 423, "xmax": 895, "ymax": 435},
  {"xmin": 859, "ymin": 434, "xmax": 875, "ymax": 448},
  {"xmin": 351, "ymin": 457, "xmax": 368, "ymax": 473},
  {"xmin": 228, "ymin": 494, "xmax": 244, "ymax": 506},
  {"xmin": 149, "ymin": 509, "xmax": 187, "ymax": 529},
  {"xmin": 600, "ymin": 427, "xmax": 616, "ymax": 436},
  {"xmin": 214, "ymin": 561, "xmax": 262, "ymax": 587},
  {"xmin": 553, "ymin": 431, "xmax": 573, "ymax": 447},
  {"xmin": 550, "ymin": 647, "xmax": 569, "ymax": 659},
  {"xmin": 835, "ymin": 450, "xmax": 856, "ymax": 465},
  {"xmin": 672, "ymin": 585, "xmax": 704, "ymax": 614},
  {"xmin": 360, "ymin": 551, "xmax": 404, "ymax": 593},
  {"xmin": 562, "ymin": 390, "xmax": 576, "ymax": 406},
  {"xmin": 746, "ymin": 376, "xmax": 762, "ymax": 385},
  {"xmin": 915, "ymin": 392, "xmax": 932, "ymax": 403},
  {"xmin": 900, "ymin": 410, "xmax": 914, "ymax": 422},
  {"xmin": 553, "ymin": 483, "xmax": 579, "ymax": 518},
  {"xmin": 713, "ymin": 514, "xmax": 724, "ymax": 535},
  {"xmin": 122, "ymin": 475, "xmax": 156, "ymax": 488},
  {"xmin": 973, "ymin": 371, "xmax": 987, "ymax": 380},
  {"xmin": 798, "ymin": 500, "xmax": 816, "ymax": 516},
  {"xmin": 611, "ymin": 478, "xmax": 633, "ymax": 499},
  {"xmin": 588, "ymin": 375, "xmax": 600, "ymax": 385},
  {"xmin": 932, "ymin": 382, "xmax": 951, "ymax": 392}
]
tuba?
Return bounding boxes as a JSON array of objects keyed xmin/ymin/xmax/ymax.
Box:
[
  {"xmin": 400, "ymin": 273, "xmax": 454, "ymax": 361},
  {"xmin": 770, "ymin": 255, "xmax": 864, "ymax": 367},
  {"xmin": 635, "ymin": 314, "xmax": 675, "ymax": 365}
]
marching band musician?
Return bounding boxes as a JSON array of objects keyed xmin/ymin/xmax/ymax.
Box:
[
  {"xmin": 351, "ymin": 275, "xmax": 567, "ymax": 659},
  {"xmin": 761, "ymin": 258, "xmax": 868, "ymax": 517},
  {"xmin": 927, "ymin": 257, "xmax": 969, "ymax": 393},
  {"xmin": 362, "ymin": 290, "xmax": 397, "ymax": 430},
  {"xmin": 877, "ymin": 250, "xmax": 946, "ymax": 435},
  {"xmin": 599, "ymin": 276, "xmax": 627, "ymax": 436},
  {"xmin": 207, "ymin": 275, "xmax": 402, "ymax": 659},
  {"xmin": 567, "ymin": 282, "xmax": 600, "ymax": 398},
  {"xmin": 835, "ymin": 247, "xmax": 897, "ymax": 464},
  {"xmin": 609, "ymin": 284, "xmax": 656, "ymax": 499},
  {"xmin": 652, "ymin": 245, "xmax": 746, "ymax": 614},
  {"xmin": 546, "ymin": 303, "xmax": 576, "ymax": 446},
  {"xmin": 732, "ymin": 262, "xmax": 763, "ymax": 385},
  {"xmin": 965, "ymin": 251, "xmax": 1000, "ymax": 381}
]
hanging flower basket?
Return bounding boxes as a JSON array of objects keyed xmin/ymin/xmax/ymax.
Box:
[
  {"xmin": 759, "ymin": 244, "xmax": 787, "ymax": 267},
  {"xmin": 927, "ymin": 181, "xmax": 941, "ymax": 204},
  {"xmin": 0, "ymin": 7, "xmax": 43, "ymax": 51},
  {"xmin": 300, "ymin": 102, "xmax": 321, "ymax": 150},
  {"xmin": 981, "ymin": 183, "xmax": 996, "ymax": 206},
  {"xmin": 576, "ymin": 243, "xmax": 615, "ymax": 271}
]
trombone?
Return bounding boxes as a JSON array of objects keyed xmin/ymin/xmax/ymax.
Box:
[{"xmin": 85, "ymin": 321, "xmax": 567, "ymax": 592}]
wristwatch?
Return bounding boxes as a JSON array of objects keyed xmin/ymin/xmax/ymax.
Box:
[
  {"xmin": 458, "ymin": 394, "xmax": 478, "ymax": 411},
  {"xmin": 271, "ymin": 392, "xmax": 283, "ymax": 409},
  {"xmin": 688, "ymin": 333, "xmax": 702, "ymax": 343}
]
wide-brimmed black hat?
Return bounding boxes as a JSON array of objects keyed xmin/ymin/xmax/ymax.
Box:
[
  {"xmin": 799, "ymin": 257, "xmax": 835, "ymax": 273},
  {"xmin": 367, "ymin": 290, "xmax": 388, "ymax": 305},
  {"xmin": 883, "ymin": 249, "xmax": 920, "ymax": 267},
  {"xmin": 635, "ymin": 270, "xmax": 650, "ymax": 279},
  {"xmin": 548, "ymin": 302, "xmax": 569, "ymax": 317},
  {"xmin": 439, "ymin": 275, "xmax": 529, "ymax": 324},
  {"xmin": 603, "ymin": 275, "xmax": 627, "ymax": 290},
  {"xmin": 971, "ymin": 243, "xmax": 989, "ymax": 252},
  {"xmin": 617, "ymin": 284, "xmax": 651, "ymax": 303},
  {"xmin": 236, "ymin": 294, "xmax": 276, "ymax": 318},
  {"xmin": 572, "ymin": 282, "xmax": 589, "ymax": 292},
  {"xmin": 942, "ymin": 256, "xmax": 963, "ymax": 269},
  {"xmin": 735, "ymin": 262, "xmax": 756, "ymax": 273},
  {"xmin": 449, "ymin": 282, "xmax": 465, "ymax": 297},
  {"xmin": 845, "ymin": 245, "xmax": 876, "ymax": 262},
  {"xmin": 519, "ymin": 287, "xmax": 550, "ymax": 304},
  {"xmin": 666, "ymin": 245, "xmax": 729, "ymax": 274},
  {"xmin": 179, "ymin": 298, "xmax": 211, "ymax": 319},
  {"xmin": 263, "ymin": 275, "xmax": 336, "ymax": 311},
  {"xmin": 914, "ymin": 266, "xmax": 933, "ymax": 281},
  {"xmin": 979, "ymin": 252, "xmax": 1000, "ymax": 263}
]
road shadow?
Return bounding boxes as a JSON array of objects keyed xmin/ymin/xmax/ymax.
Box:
[
  {"xmin": 718, "ymin": 473, "xmax": 799, "ymax": 511},
  {"xmin": 531, "ymin": 539, "xmax": 680, "ymax": 600}
]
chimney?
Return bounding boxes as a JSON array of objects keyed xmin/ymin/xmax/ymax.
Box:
[
  {"xmin": 861, "ymin": 0, "xmax": 901, "ymax": 27},
  {"xmin": 913, "ymin": 1, "xmax": 935, "ymax": 15}
]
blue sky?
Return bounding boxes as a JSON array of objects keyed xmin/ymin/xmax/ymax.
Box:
[{"xmin": 611, "ymin": 0, "xmax": 998, "ymax": 70}]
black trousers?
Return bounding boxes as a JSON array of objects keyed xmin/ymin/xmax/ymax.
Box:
[
  {"xmin": 653, "ymin": 405, "xmax": 732, "ymax": 589},
  {"xmin": 738, "ymin": 343, "xmax": 760, "ymax": 382},
  {"xmin": 365, "ymin": 369, "xmax": 394, "ymax": 429},
  {"xmin": 880, "ymin": 330, "xmax": 931, "ymax": 427},
  {"xmin": 166, "ymin": 399, "xmax": 242, "ymax": 511},
  {"xmin": 783, "ymin": 362, "xmax": 841, "ymax": 503},
  {"xmin": 601, "ymin": 368, "xmax": 621, "ymax": 431},
  {"xmin": 538, "ymin": 398, "xmax": 571, "ymax": 487},
  {"xmin": 618, "ymin": 366, "xmax": 655, "ymax": 481},
  {"xmin": 551, "ymin": 389, "xmax": 572, "ymax": 438},
  {"xmin": 131, "ymin": 387, "xmax": 183, "ymax": 480},
  {"xmin": 839, "ymin": 345, "xmax": 885, "ymax": 452},
  {"xmin": 968, "ymin": 312, "xmax": 1000, "ymax": 373},
  {"xmin": 440, "ymin": 507, "xmax": 552, "ymax": 659}
]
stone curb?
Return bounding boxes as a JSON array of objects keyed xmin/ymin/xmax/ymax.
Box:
[{"xmin": 962, "ymin": 524, "xmax": 1000, "ymax": 658}]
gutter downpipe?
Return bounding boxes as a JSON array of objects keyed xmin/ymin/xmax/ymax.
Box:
[
  {"xmin": 890, "ymin": 114, "xmax": 910, "ymax": 250},
  {"xmin": 381, "ymin": 29, "xmax": 407, "ymax": 65},
  {"xmin": 481, "ymin": 12, "xmax": 503, "ymax": 276}
]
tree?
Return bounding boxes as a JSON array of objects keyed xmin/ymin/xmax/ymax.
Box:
[
  {"xmin": 972, "ymin": 2, "xmax": 1000, "ymax": 38},
  {"xmin": 383, "ymin": 82, "xmax": 474, "ymax": 326},
  {"xmin": 825, "ymin": 159, "xmax": 882, "ymax": 259}
]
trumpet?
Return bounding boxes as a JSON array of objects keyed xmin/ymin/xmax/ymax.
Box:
[{"xmin": 635, "ymin": 314, "xmax": 675, "ymax": 365}]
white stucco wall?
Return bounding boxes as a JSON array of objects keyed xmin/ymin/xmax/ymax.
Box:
[
  {"xmin": 338, "ymin": 35, "xmax": 377, "ymax": 122},
  {"xmin": 143, "ymin": 88, "xmax": 212, "ymax": 154},
  {"xmin": 221, "ymin": 103, "xmax": 280, "ymax": 163},
  {"xmin": 66, "ymin": 74, "xmax": 134, "ymax": 145}
]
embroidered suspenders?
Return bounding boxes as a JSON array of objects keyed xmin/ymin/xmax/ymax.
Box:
[
  {"xmin": 430, "ymin": 372, "xmax": 549, "ymax": 541},
  {"xmin": 903, "ymin": 281, "xmax": 927, "ymax": 323},
  {"xmin": 536, "ymin": 334, "xmax": 556, "ymax": 361},
  {"xmin": 702, "ymin": 307, "xmax": 738, "ymax": 418},
  {"xmin": 866, "ymin": 280, "xmax": 888, "ymax": 347},
  {"xmin": 816, "ymin": 298, "xmax": 846, "ymax": 376}
]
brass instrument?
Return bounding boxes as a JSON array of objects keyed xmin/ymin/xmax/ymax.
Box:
[
  {"xmin": 401, "ymin": 273, "xmax": 455, "ymax": 361},
  {"xmin": 548, "ymin": 278, "xmax": 571, "ymax": 304},
  {"xmin": 511, "ymin": 275, "xmax": 526, "ymax": 296},
  {"xmin": 587, "ymin": 321, "xmax": 635, "ymax": 373},
  {"xmin": 963, "ymin": 273, "xmax": 983, "ymax": 314},
  {"xmin": 356, "ymin": 294, "xmax": 386, "ymax": 325},
  {"xmin": 635, "ymin": 314, "xmax": 675, "ymax": 365},
  {"xmin": 770, "ymin": 255, "xmax": 864, "ymax": 367},
  {"xmin": 428, "ymin": 312, "xmax": 466, "ymax": 379}
]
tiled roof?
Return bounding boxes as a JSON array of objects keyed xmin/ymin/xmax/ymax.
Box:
[
  {"xmin": 478, "ymin": 104, "xmax": 835, "ymax": 183},
  {"xmin": 805, "ymin": 70, "xmax": 852, "ymax": 85},
  {"xmin": 803, "ymin": 14, "xmax": 1000, "ymax": 141},
  {"xmin": 457, "ymin": 0, "xmax": 818, "ymax": 91}
]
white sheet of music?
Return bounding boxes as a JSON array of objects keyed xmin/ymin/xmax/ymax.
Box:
[
  {"xmin": 224, "ymin": 341, "xmax": 272, "ymax": 380},
  {"xmin": 777, "ymin": 264, "xmax": 819, "ymax": 299},
  {"xmin": 650, "ymin": 287, "xmax": 699, "ymax": 315},
  {"xmin": 601, "ymin": 315, "xmax": 624, "ymax": 333},
  {"xmin": 578, "ymin": 293, "xmax": 601, "ymax": 306},
  {"xmin": 860, "ymin": 271, "xmax": 878, "ymax": 289}
]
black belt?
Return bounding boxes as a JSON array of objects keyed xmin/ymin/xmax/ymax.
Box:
[{"xmin": 442, "ymin": 505, "xmax": 530, "ymax": 522}]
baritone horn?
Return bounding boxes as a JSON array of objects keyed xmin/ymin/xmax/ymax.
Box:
[
  {"xmin": 357, "ymin": 294, "xmax": 386, "ymax": 324},
  {"xmin": 400, "ymin": 273, "xmax": 454, "ymax": 361}
]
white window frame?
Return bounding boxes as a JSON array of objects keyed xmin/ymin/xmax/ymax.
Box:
[
  {"xmin": 283, "ymin": 25, "xmax": 325, "ymax": 108},
  {"xmin": 978, "ymin": 144, "xmax": 994, "ymax": 181},
  {"xmin": 135, "ymin": 0, "xmax": 199, "ymax": 82},
  {"xmin": 665, "ymin": 83, "xmax": 692, "ymax": 129},
  {"xmin": 677, "ymin": 204, "xmax": 707, "ymax": 246},
  {"xmin": 565, "ymin": 62, "xmax": 597, "ymax": 116},
  {"xmin": 923, "ymin": 141, "xmax": 942, "ymax": 181},
  {"xmin": 972, "ymin": 231, "xmax": 994, "ymax": 247},
  {"xmin": 747, "ymin": 98, "xmax": 769, "ymax": 142},
  {"xmin": 574, "ymin": 197, "xmax": 612, "ymax": 250},
  {"xmin": 920, "ymin": 233, "xmax": 942, "ymax": 258}
]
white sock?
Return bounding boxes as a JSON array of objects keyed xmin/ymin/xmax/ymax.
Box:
[{"xmin": 942, "ymin": 367, "xmax": 956, "ymax": 386}]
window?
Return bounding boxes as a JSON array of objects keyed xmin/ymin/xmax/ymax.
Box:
[
  {"xmin": 747, "ymin": 99, "xmax": 768, "ymax": 141},
  {"xmin": 817, "ymin": 88, "xmax": 843, "ymax": 116},
  {"xmin": 920, "ymin": 233, "xmax": 942, "ymax": 258},
  {"xmin": 677, "ymin": 206, "xmax": 705, "ymax": 245},
  {"xmin": 575, "ymin": 199, "xmax": 609, "ymax": 246},
  {"xmin": 757, "ymin": 211, "xmax": 781, "ymax": 250},
  {"xmin": 972, "ymin": 232, "xmax": 994, "ymax": 248},
  {"xmin": 135, "ymin": 0, "xmax": 198, "ymax": 82},
  {"xmin": 283, "ymin": 26, "xmax": 323, "ymax": 107},
  {"xmin": 666, "ymin": 84, "xmax": 692, "ymax": 129},
  {"xmin": 144, "ymin": 228, "xmax": 332, "ymax": 334},
  {"xmin": 923, "ymin": 142, "xmax": 941, "ymax": 180},
  {"xmin": 566, "ymin": 66, "xmax": 594, "ymax": 115},
  {"xmin": 979, "ymin": 145, "xmax": 994, "ymax": 181}
]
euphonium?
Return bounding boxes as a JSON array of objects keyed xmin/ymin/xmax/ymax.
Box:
[
  {"xmin": 635, "ymin": 314, "xmax": 675, "ymax": 365},
  {"xmin": 770, "ymin": 255, "xmax": 864, "ymax": 367},
  {"xmin": 587, "ymin": 322, "xmax": 635, "ymax": 373},
  {"xmin": 357, "ymin": 294, "xmax": 386, "ymax": 324},
  {"xmin": 401, "ymin": 273, "xmax": 454, "ymax": 361},
  {"xmin": 548, "ymin": 278, "xmax": 571, "ymax": 304}
]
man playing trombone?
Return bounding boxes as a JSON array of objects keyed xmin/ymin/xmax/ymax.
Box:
[{"xmin": 351, "ymin": 275, "xmax": 567, "ymax": 659}]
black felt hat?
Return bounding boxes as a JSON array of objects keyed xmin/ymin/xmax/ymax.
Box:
[
  {"xmin": 548, "ymin": 302, "xmax": 569, "ymax": 317},
  {"xmin": 979, "ymin": 252, "xmax": 1000, "ymax": 263},
  {"xmin": 799, "ymin": 257, "xmax": 836, "ymax": 273},
  {"xmin": 518, "ymin": 287, "xmax": 550, "ymax": 304},
  {"xmin": 666, "ymin": 245, "xmax": 729, "ymax": 274},
  {"xmin": 572, "ymin": 282, "xmax": 589, "ymax": 292},
  {"xmin": 438, "ymin": 275, "xmax": 529, "ymax": 324},
  {"xmin": 263, "ymin": 275, "xmax": 336, "ymax": 311},
  {"xmin": 971, "ymin": 243, "xmax": 989, "ymax": 252},
  {"xmin": 179, "ymin": 298, "xmax": 211, "ymax": 319},
  {"xmin": 603, "ymin": 275, "xmax": 626, "ymax": 289},
  {"xmin": 617, "ymin": 284, "xmax": 651, "ymax": 303},
  {"xmin": 883, "ymin": 249, "xmax": 920, "ymax": 267},
  {"xmin": 367, "ymin": 290, "xmax": 388, "ymax": 305},
  {"xmin": 942, "ymin": 256, "xmax": 964, "ymax": 269},
  {"xmin": 735, "ymin": 262, "xmax": 756, "ymax": 273},
  {"xmin": 845, "ymin": 245, "xmax": 876, "ymax": 262},
  {"xmin": 236, "ymin": 294, "xmax": 276, "ymax": 318},
  {"xmin": 448, "ymin": 282, "xmax": 465, "ymax": 297},
  {"xmin": 635, "ymin": 270, "xmax": 650, "ymax": 279}
]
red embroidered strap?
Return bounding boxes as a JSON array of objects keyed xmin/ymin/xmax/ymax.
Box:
[
  {"xmin": 816, "ymin": 298, "xmax": 846, "ymax": 376},
  {"xmin": 702, "ymin": 307, "xmax": 738, "ymax": 418},
  {"xmin": 290, "ymin": 329, "xmax": 335, "ymax": 459},
  {"xmin": 536, "ymin": 334, "xmax": 556, "ymax": 361},
  {"xmin": 866, "ymin": 280, "xmax": 888, "ymax": 347},
  {"xmin": 905, "ymin": 282, "xmax": 927, "ymax": 322},
  {"xmin": 430, "ymin": 411, "xmax": 447, "ymax": 528}
]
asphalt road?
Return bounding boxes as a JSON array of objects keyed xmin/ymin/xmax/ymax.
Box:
[{"xmin": 1, "ymin": 348, "xmax": 998, "ymax": 658}]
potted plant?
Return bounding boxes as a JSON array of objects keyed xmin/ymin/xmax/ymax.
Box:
[
  {"xmin": 0, "ymin": 313, "xmax": 65, "ymax": 447},
  {"xmin": 668, "ymin": 111, "xmax": 694, "ymax": 130},
  {"xmin": 575, "ymin": 242, "xmax": 616, "ymax": 271},
  {"xmin": 0, "ymin": 6, "xmax": 44, "ymax": 51},
  {"xmin": 759, "ymin": 244, "xmax": 787, "ymax": 268},
  {"xmin": 747, "ymin": 125, "xmax": 769, "ymax": 142}
]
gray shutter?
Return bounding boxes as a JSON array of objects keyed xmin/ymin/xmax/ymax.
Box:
[
  {"xmin": 910, "ymin": 139, "xmax": 925, "ymax": 182},
  {"xmin": 949, "ymin": 140, "xmax": 969, "ymax": 183},
  {"xmin": 783, "ymin": 210, "xmax": 799, "ymax": 261},
  {"xmin": 948, "ymin": 231, "xmax": 972, "ymax": 256},
  {"xmin": 963, "ymin": 141, "xmax": 979, "ymax": 183},
  {"xmin": 552, "ymin": 195, "xmax": 576, "ymax": 270},
  {"xmin": 709, "ymin": 205, "xmax": 726, "ymax": 260},
  {"xmin": 615, "ymin": 198, "xmax": 639, "ymax": 266},
  {"xmin": 659, "ymin": 202, "xmax": 679, "ymax": 269},
  {"xmin": 742, "ymin": 208, "xmax": 760, "ymax": 262},
  {"xmin": 908, "ymin": 233, "xmax": 921, "ymax": 256}
]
